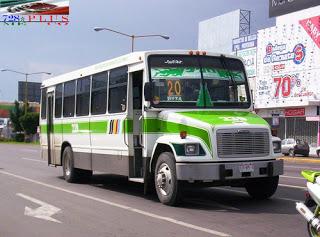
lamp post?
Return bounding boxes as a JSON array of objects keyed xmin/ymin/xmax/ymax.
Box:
[
  {"xmin": 1, "ymin": 69, "xmax": 51, "ymax": 114},
  {"xmin": 94, "ymin": 27, "xmax": 170, "ymax": 52}
]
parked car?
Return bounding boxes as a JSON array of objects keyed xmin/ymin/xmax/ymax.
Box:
[
  {"xmin": 281, "ymin": 138, "xmax": 310, "ymax": 157},
  {"xmin": 316, "ymin": 146, "xmax": 320, "ymax": 158},
  {"xmin": 0, "ymin": 118, "xmax": 7, "ymax": 129}
]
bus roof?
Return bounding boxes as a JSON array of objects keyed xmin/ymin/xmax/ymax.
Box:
[{"xmin": 41, "ymin": 50, "xmax": 242, "ymax": 88}]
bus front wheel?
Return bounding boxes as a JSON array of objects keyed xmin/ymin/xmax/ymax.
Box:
[
  {"xmin": 154, "ymin": 152, "xmax": 181, "ymax": 206},
  {"xmin": 62, "ymin": 146, "xmax": 92, "ymax": 183},
  {"xmin": 245, "ymin": 176, "xmax": 279, "ymax": 200}
]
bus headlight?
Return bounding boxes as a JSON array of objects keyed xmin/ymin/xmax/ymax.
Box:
[
  {"xmin": 273, "ymin": 141, "xmax": 281, "ymax": 153},
  {"xmin": 172, "ymin": 143, "xmax": 206, "ymax": 156},
  {"xmin": 185, "ymin": 144, "xmax": 199, "ymax": 156}
]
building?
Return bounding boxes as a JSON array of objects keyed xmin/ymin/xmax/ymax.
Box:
[
  {"xmin": 18, "ymin": 81, "xmax": 42, "ymax": 103},
  {"xmin": 255, "ymin": 4, "xmax": 320, "ymax": 146},
  {"xmin": 198, "ymin": 1, "xmax": 320, "ymax": 146},
  {"xmin": 0, "ymin": 101, "xmax": 40, "ymax": 119},
  {"xmin": 0, "ymin": 102, "xmax": 14, "ymax": 118},
  {"xmin": 198, "ymin": 9, "xmax": 251, "ymax": 54}
]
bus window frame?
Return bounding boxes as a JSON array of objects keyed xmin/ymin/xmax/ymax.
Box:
[
  {"xmin": 62, "ymin": 80, "xmax": 76, "ymax": 118},
  {"xmin": 108, "ymin": 66, "xmax": 129, "ymax": 115},
  {"xmin": 75, "ymin": 76, "xmax": 91, "ymax": 117},
  {"xmin": 147, "ymin": 54, "xmax": 251, "ymax": 109},
  {"xmin": 91, "ymin": 71, "xmax": 109, "ymax": 116}
]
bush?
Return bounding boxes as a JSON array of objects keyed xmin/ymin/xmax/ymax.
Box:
[
  {"xmin": 14, "ymin": 133, "xmax": 25, "ymax": 142},
  {"xmin": 19, "ymin": 112, "xmax": 39, "ymax": 135}
]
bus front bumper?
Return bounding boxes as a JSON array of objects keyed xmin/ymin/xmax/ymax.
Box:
[{"xmin": 176, "ymin": 159, "xmax": 283, "ymax": 181}]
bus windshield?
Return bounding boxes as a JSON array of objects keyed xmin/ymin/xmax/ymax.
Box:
[{"xmin": 148, "ymin": 55, "xmax": 251, "ymax": 108}]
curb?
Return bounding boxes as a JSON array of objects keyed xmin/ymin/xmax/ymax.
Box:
[{"xmin": 279, "ymin": 157, "xmax": 320, "ymax": 164}]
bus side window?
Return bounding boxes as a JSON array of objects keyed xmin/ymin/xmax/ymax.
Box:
[
  {"xmin": 76, "ymin": 77, "xmax": 90, "ymax": 116},
  {"xmin": 41, "ymin": 88, "xmax": 47, "ymax": 119},
  {"xmin": 91, "ymin": 71, "xmax": 108, "ymax": 115},
  {"xmin": 55, "ymin": 84, "xmax": 63, "ymax": 118},
  {"xmin": 63, "ymin": 81, "xmax": 76, "ymax": 117},
  {"xmin": 108, "ymin": 66, "xmax": 128, "ymax": 113}
]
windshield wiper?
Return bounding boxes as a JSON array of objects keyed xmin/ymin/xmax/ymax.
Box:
[{"xmin": 196, "ymin": 56, "xmax": 213, "ymax": 108}]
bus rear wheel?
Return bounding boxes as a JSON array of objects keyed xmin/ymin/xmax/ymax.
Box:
[
  {"xmin": 62, "ymin": 146, "xmax": 92, "ymax": 183},
  {"xmin": 154, "ymin": 152, "xmax": 181, "ymax": 206}
]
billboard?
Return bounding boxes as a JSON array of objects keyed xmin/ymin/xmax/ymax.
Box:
[
  {"xmin": 255, "ymin": 19, "xmax": 320, "ymax": 109},
  {"xmin": 234, "ymin": 48, "xmax": 257, "ymax": 78},
  {"xmin": 233, "ymin": 34, "xmax": 257, "ymax": 78},
  {"xmin": 0, "ymin": 0, "xmax": 69, "ymax": 26},
  {"xmin": 269, "ymin": 0, "xmax": 320, "ymax": 17},
  {"xmin": 18, "ymin": 81, "xmax": 41, "ymax": 103}
]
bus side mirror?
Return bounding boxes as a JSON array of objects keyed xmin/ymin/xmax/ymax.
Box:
[{"xmin": 144, "ymin": 82, "xmax": 152, "ymax": 102}]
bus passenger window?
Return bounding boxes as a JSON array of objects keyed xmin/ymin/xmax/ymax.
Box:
[
  {"xmin": 76, "ymin": 77, "xmax": 90, "ymax": 116},
  {"xmin": 41, "ymin": 88, "xmax": 47, "ymax": 119},
  {"xmin": 91, "ymin": 72, "xmax": 108, "ymax": 115},
  {"xmin": 63, "ymin": 81, "xmax": 76, "ymax": 117},
  {"xmin": 108, "ymin": 66, "xmax": 128, "ymax": 113},
  {"xmin": 55, "ymin": 84, "xmax": 63, "ymax": 118}
]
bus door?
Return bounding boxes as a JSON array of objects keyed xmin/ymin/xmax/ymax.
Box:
[
  {"xmin": 129, "ymin": 70, "xmax": 144, "ymax": 178},
  {"xmin": 47, "ymin": 91, "xmax": 55, "ymax": 165}
]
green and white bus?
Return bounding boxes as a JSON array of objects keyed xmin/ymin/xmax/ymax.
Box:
[{"xmin": 40, "ymin": 50, "xmax": 283, "ymax": 206}]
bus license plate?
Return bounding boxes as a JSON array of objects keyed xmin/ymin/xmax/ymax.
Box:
[{"xmin": 239, "ymin": 163, "xmax": 254, "ymax": 173}]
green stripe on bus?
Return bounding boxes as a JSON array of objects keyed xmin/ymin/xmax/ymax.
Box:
[
  {"xmin": 40, "ymin": 119, "xmax": 133, "ymax": 134},
  {"xmin": 143, "ymin": 118, "xmax": 211, "ymax": 153},
  {"xmin": 40, "ymin": 118, "xmax": 211, "ymax": 152},
  {"xmin": 123, "ymin": 119, "xmax": 133, "ymax": 133},
  {"xmin": 90, "ymin": 121, "xmax": 108, "ymax": 133}
]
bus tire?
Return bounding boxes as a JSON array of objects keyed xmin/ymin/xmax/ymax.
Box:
[
  {"xmin": 62, "ymin": 146, "xmax": 82, "ymax": 183},
  {"xmin": 245, "ymin": 176, "xmax": 279, "ymax": 200},
  {"xmin": 154, "ymin": 152, "xmax": 181, "ymax": 206}
]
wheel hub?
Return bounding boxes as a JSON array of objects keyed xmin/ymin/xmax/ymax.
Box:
[
  {"xmin": 64, "ymin": 155, "xmax": 71, "ymax": 176},
  {"xmin": 156, "ymin": 164, "xmax": 172, "ymax": 196}
]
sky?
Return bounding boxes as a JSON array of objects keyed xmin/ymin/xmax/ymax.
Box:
[{"xmin": 0, "ymin": 0, "xmax": 275, "ymax": 101}]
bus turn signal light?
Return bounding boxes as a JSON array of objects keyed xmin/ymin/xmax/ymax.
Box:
[{"xmin": 180, "ymin": 131, "xmax": 187, "ymax": 139}]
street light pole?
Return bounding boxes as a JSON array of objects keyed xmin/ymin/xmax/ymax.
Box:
[
  {"xmin": 94, "ymin": 27, "xmax": 170, "ymax": 52},
  {"xmin": 1, "ymin": 69, "xmax": 51, "ymax": 114},
  {"xmin": 25, "ymin": 73, "xmax": 28, "ymax": 114},
  {"xmin": 131, "ymin": 36, "xmax": 134, "ymax": 52}
]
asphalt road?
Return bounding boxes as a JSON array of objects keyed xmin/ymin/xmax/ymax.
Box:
[{"xmin": 0, "ymin": 143, "xmax": 318, "ymax": 237}]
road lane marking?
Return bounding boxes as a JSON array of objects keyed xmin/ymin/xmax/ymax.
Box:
[
  {"xmin": 0, "ymin": 171, "xmax": 230, "ymax": 237},
  {"xmin": 278, "ymin": 184, "xmax": 306, "ymax": 190},
  {"xmin": 16, "ymin": 193, "xmax": 61, "ymax": 223},
  {"xmin": 281, "ymin": 175, "xmax": 305, "ymax": 180},
  {"xmin": 22, "ymin": 158, "xmax": 46, "ymax": 163},
  {"xmin": 214, "ymin": 187, "xmax": 302, "ymax": 202},
  {"xmin": 285, "ymin": 165, "xmax": 320, "ymax": 169}
]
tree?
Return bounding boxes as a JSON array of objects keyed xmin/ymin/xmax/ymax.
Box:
[
  {"xmin": 9, "ymin": 101, "xmax": 24, "ymax": 133},
  {"xmin": 19, "ymin": 112, "xmax": 39, "ymax": 135}
]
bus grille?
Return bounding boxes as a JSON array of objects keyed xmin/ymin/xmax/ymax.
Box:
[{"xmin": 216, "ymin": 129, "xmax": 270, "ymax": 158}]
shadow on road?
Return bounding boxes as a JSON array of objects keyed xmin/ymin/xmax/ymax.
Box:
[{"xmin": 72, "ymin": 174, "xmax": 302, "ymax": 215}]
